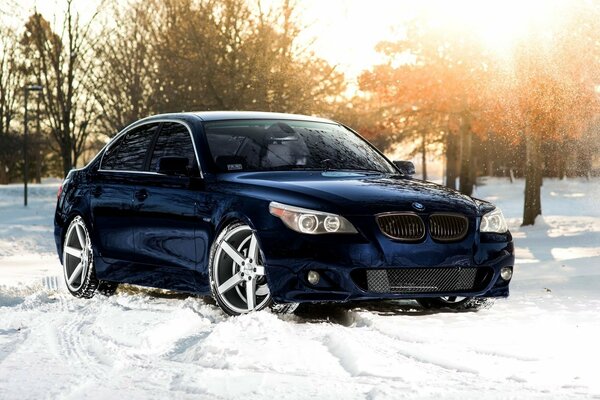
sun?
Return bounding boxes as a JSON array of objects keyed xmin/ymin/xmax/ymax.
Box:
[{"xmin": 420, "ymin": 0, "xmax": 571, "ymax": 55}]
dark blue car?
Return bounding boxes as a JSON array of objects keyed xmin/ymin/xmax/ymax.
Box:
[{"xmin": 54, "ymin": 111, "xmax": 514, "ymax": 315}]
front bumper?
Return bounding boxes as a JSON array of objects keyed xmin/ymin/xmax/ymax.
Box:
[{"xmin": 259, "ymin": 220, "xmax": 514, "ymax": 304}]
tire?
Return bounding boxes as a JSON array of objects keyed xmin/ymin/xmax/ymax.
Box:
[
  {"xmin": 62, "ymin": 216, "xmax": 99, "ymax": 298},
  {"xmin": 98, "ymin": 281, "xmax": 119, "ymax": 296},
  {"xmin": 209, "ymin": 221, "xmax": 273, "ymax": 316},
  {"xmin": 271, "ymin": 303, "xmax": 299, "ymax": 315},
  {"xmin": 416, "ymin": 296, "xmax": 495, "ymax": 311}
]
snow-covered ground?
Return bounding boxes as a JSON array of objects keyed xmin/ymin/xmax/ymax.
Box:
[{"xmin": 1, "ymin": 178, "xmax": 599, "ymax": 399}]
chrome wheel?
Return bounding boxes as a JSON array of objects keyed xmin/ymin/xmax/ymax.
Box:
[
  {"xmin": 211, "ymin": 223, "xmax": 271, "ymax": 315},
  {"xmin": 439, "ymin": 296, "xmax": 467, "ymax": 304},
  {"xmin": 62, "ymin": 216, "xmax": 98, "ymax": 297},
  {"xmin": 416, "ymin": 296, "xmax": 494, "ymax": 311}
]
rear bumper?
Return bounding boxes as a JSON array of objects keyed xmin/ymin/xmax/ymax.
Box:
[{"xmin": 54, "ymin": 217, "xmax": 64, "ymax": 264}]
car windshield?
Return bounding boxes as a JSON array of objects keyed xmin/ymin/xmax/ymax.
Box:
[{"xmin": 204, "ymin": 119, "xmax": 396, "ymax": 174}]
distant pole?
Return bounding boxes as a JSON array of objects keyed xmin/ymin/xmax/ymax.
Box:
[
  {"xmin": 23, "ymin": 88, "xmax": 29, "ymax": 207},
  {"xmin": 36, "ymin": 89, "xmax": 42, "ymax": 184},
  {"xmin": 23, "ymin": 85, "xmax": 43, "ymax": 207}
]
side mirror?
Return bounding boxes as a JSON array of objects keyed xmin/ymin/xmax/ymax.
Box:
[
  {"xmin": 157, "ymin": 156, "xmax": 189, "ymax": 176},
  {"xmin": 393, "ymin": 160, "xmax": 415, "ymax": 176}
]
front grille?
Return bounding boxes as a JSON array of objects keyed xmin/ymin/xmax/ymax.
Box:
[
  {"xmin": 352, "ymin": 267, "xmax": 492, "ymax": 294},
  {"xmin": 430, "ymin": 214, "xmax": 469, "ymax": 242},
  {"xmin": 376, "ymin": 213, "xmax": 425, "ymax": 241}
]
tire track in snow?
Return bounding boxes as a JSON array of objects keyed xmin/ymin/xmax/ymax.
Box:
[
  {"xmin": 49, "ymin": 296, "xmax": 123, "ymax": 394},
  {"xmin": 0, "ymin": 327, "xmax": 28, "ymax": 365},
  {"xmin": 355, "ymin": 310, "xmax": 540, "ymax": 363}
]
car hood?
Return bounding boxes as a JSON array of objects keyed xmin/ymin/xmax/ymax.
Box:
[{"xmin": 217, "ymin": 171, "xmax": 481, "ymax": 216}]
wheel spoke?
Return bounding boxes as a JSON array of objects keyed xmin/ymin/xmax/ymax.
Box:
[
  {"xmin": 248, "ymin": 234, "xmax": 259, "ymax": 262},
  {"xmin": 246, "ymin": 277, "xmax": 256, "ymax": 310},
  {"xmin": 218, "ymin": 272, "xmax": 243, "ymax": 294},
  {"xmin": 64, "ymin": 246, "xmax": 81, "ymax": 259},
  {"xmin": 254, "ymin": 265, "xmax": 265, "ymax": 276},
  {"xmin": 220, "ymin": 240, "xmax": 245, "ymax": 266},
  {"xmin": 68, "ymin": 262, "xmax": 84, "ymax": 285},
  {"xmin": 75, "ymin": 225, "xmax": 86, "ymax": 248}
]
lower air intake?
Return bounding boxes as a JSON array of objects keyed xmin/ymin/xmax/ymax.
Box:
[{"xmin": 356, "ymin": 267, "xmax": 491, "ymax": 294}]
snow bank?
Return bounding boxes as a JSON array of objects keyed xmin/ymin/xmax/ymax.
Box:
[{"xmin": 1, "ymin": 178, "xmax": 599, "ymax": 399}]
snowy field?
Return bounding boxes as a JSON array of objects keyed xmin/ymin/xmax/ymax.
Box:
[{"xmin": 1, "ymin": 178, "xmax": 599, "ymax": 399}]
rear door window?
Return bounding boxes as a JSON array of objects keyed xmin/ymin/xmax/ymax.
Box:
[{"xmin": 101, "ymin": 123, "xmax": 159, "ymax": 171}]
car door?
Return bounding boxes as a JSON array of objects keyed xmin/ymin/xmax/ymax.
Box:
[
  {"xmin": 90, "ymin": 123, "xmax": 159, "ymax": 281},
  {"xmin": 131, "ymin": 121, "xmax": 210, "ymax": 292}
]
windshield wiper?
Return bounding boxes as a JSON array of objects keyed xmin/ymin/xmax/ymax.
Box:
[
  {"xmin": 258, "ymin": 166, "xmax": 385, "ymax": 173},
  {"xmin": 320, "ymin": 159, "xmax": 333, "ymax": 171},
  {"xmin": 260, "ymin": 166, "xmax": 323, "ymax": 172}
]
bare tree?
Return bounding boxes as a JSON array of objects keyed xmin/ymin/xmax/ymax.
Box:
[
  {"xmin": 152, "ymin": 0, "xmax": 344, "ymax": 115},
  {"xmin": 93, "ymin": 0, "xmax": 157, "ymax": 135},
  {"xmin": 21, "ymin": 0, "xmax": 104, "ymax": 177},
  {"xmin": 0, "ymin": 25, "xmax": 23, "ymax": 183}
]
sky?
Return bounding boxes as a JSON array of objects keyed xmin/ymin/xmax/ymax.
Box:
[
  {"xmin": 7, "ymin": 0, "xmax": 413, "ymax": 83},
  {"xmin": 7, "ymin": 0, "xmax": 572, "ymax": 85},
  {"xmin": 295, "ymin": 0, "xmax": 415, "ymax": 80}
]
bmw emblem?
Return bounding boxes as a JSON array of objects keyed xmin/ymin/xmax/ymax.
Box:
[{"xmin": 412, "ymin": 202, "xmax": 425, "ymax": 211}]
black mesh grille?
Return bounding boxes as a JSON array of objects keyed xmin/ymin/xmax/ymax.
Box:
[
  {"xmin": 376, "ymin": 213, "xmax": 425, "ymax": 241},
  {"xmin": 430, "ymin": 214, "xmax": 468, "ymax": 242},
  {"xmin": 354, "ymin": 267, "xmax": 492, "ymax": 294}
]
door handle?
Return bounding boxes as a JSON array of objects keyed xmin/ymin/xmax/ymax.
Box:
[
  {"xmin": 134, "ymin": 189, "xmax": 148, "ymax": 201},
  {"xmin": 92, "ymin": 186, "xmax": 102, "ymax": 197}
]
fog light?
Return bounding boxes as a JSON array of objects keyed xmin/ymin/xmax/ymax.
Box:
[
  {"xmin": 500, "ymin": 267, "xmax": 513, "ymax": 281},
  {"xmin": 307, "ymin": 270, "xmax": 320, "ymax": 285}
]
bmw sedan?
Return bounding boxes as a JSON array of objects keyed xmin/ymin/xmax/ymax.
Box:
[{"xmin": 54, "ymin": 111, "xmax": 514, "ymax": 315}]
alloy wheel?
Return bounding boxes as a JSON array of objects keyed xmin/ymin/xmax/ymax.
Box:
[
  {"xmin": 212, "ymin": 224, "xmax": 271, "ymax": 314},
  {"xmin": 439, "ymin": 296, "xmax": 467, "ymax": 304},
  {"xmin": 63, "ymin": 216, "xmax": 93, "ymax": 293}
]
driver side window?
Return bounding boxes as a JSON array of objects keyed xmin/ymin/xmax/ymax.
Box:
[{"xmin": 149, "ymin": 122, "xmax": 198, "ymax": 175}]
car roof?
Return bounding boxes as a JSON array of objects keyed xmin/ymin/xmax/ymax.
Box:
[{"xmin": 141, "ymin": 111, "xmax": 337, "ymax": 124}]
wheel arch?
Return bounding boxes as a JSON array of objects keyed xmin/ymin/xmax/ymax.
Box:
[
  {"xmin": 215, "ymin": 211, "xmax": 254, "ymax": 234},
  {"xmin": 212, "ymin": 211, "xmax": 269, "ymax": 264},
  {"xmin": 213, "ymin": 211, "xmax": 269, "ymax": 252},
  {"xmin": 59, "ymin": 198, "xmax": 93, "ymax": 264}
]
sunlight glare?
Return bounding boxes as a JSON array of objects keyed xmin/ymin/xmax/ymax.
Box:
[{"xmin": 421, "ymin": 0, "xmax": 571, "ymax": 55}]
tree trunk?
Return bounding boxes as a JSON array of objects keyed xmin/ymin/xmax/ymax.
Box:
[
  {"xmin": 523, "ymin": 133, "xmax": 543, "ymax": 226},
  {"xmin": 459, "ymin": 114, "xmax": 475, "ymax": 196},
  {"xmin": 558, "ymin": 156, "xmax": 566, "ymax": 180},
  {"xmin": 421, "ymin": 130, "xmax": 427, "ymax": 181},
  {"xmin": 445, "ymin": 131, "xmax": 459, "ymax": 190},
  {"xmin": 35, "ymin": 146, "xmax": 42, "ymax": 184},
  {"xmin": 35, "ymin": 96, "xmax": 42, "ymax": 184},
  {"xmin": 62, "ymin": 140, "xmax": 73, "ymax": 178},
  {"xmin": 0, "ymin": 163, "xmax": 7, "ymax": 184}
]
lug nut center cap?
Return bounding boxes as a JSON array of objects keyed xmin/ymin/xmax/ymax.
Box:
[{"xmin": 243, "ymin": 260, "xmax": 254, "ymax": 273}]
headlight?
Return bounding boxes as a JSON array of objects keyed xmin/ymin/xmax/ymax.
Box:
[
  {"xmin": 269, "ymin": 202, "xmax": 357, "ymax": 234},
  {"xmin": 480, "ymin": 207, "xmax": 508, "ymax": 233}
]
